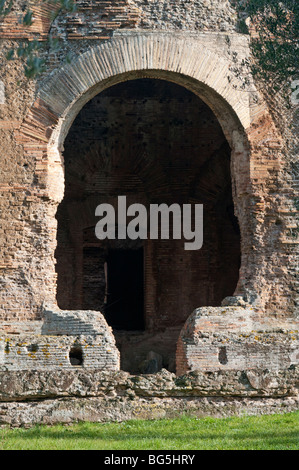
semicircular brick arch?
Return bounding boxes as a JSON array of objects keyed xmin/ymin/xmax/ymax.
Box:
[
  {"xmin": 19, "ymin": 33, "xmax": 253, "ymax": 206},
  {"xmin": 14, "ymin": 33, "xmax": 254, "ymax": 310},
  {"xmin": 16, "ymin": 32, "xmax": 289, "ymax": 316}
]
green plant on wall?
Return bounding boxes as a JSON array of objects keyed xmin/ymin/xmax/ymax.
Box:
[
  {"xmin": 0, "ymin": 0, "xmax": 76, "ymax": 78},
  {"xmin": 234, "ymin": 0, "xmax": 299, "ymax": 99}
]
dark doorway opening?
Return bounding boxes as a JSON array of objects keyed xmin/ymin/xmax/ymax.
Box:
[
  {"xmin": 104, "ymin": 248, "xmax": 144, "ymax": 331},
  {"xmin": 55, "ymin": 77, "xmax": 242, "ymax": 373}
]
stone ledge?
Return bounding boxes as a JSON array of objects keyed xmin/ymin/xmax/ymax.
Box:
[
  {"xmin": 0, "ymin": 367, "xmax": 298, "ymax": 403},
  {"xmin": 1, "ymin": 395, "xmax": 298, "ymax": 428}
]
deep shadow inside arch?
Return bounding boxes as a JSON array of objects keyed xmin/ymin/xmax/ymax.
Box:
[{"xmin": 55, "ymin": 78, "xmax": 241, "ymax": 373}]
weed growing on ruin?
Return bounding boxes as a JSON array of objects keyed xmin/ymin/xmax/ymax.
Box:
[
  {"xmin": 233, "ymin": 0, "xmax": 299, "ymax": 104},
  {"xmin": 0, "ymin": 0, "xmax": 76, "ymax": 77}
]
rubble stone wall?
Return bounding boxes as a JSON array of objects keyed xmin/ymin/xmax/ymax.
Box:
[{"xmin": 0, "ymin": 367, "xmax": 298, "ymax": 427}]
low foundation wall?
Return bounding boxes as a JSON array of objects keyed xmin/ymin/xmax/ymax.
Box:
[
  {"xmin": 0, "ymin": 367, "xmax": 298, "ymax": 427},
  {"xmin": 0, "ymin": 305, "xmax": 298, "ymax": 427}
]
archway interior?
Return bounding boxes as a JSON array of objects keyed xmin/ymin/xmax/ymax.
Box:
[{"xmin": 55, "ymin": 78, "xmax": 241, "ymax": 373}]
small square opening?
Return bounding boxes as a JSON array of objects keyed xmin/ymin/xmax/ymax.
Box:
[{"xmin": 69, "ymin": 345, "xmax": 84, "ymax": 366}]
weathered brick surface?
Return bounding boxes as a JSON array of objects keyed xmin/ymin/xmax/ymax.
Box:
[
  {"xmin": 0, "ymin": 1, "xmax": 297, "ymax": 397},
  {"xmin": 0, "ymin": 31, "xmax": 296, "ymax": 321},
  {"xmin": 0, "ymin": 306, "xmax": 120, "ymax": 371},
  {"xmin": 0, "ymin": 1, "xmax": 239, "ymax": 41},
  {"xmin": 0, "ymin": 333, "xmax": 120, "ymax": 371},
  {"xmin": 176, "ymin": 307, "xmax": 299, "ymax": 375}
]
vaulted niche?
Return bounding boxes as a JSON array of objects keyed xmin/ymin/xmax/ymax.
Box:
[{"xmin": 55, "ymin": 79, "xmax": 241, "ymax": 373}]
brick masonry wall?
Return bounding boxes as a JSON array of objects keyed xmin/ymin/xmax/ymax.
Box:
[
  {"xmin": 0, "ymin": 2, "xmax": 297, "ymax": 385},
  {"xmin": 0, "ymin": 334, "xmax": 119, "ymax": 370},
  {"xmin": 0, "ymin": 304, "xmax": 297, "ymax": 376},
  {"xmin": 176, "ymin": 306, "xmax": 299, "ymax": 375},
  {"xmin": 0, "ymin": 28, "xmax": 295, "ymax": 320},
  {"xmin": 0, "ymin": 1, "xmax": 238, "ymax": 41},
  {"xmin": 0, "ymin": 305, "xmax": 120, "ymax": 371}
]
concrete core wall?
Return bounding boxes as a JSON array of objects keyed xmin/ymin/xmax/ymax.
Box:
[{"xmin": 0, "ymin": 1, "xmax": 298, "ymax": 419}]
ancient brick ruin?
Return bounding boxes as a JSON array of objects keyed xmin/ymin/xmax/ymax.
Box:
[{"xmin": 0, "ymin": 1, "xmax": 298, "ymax": 426}]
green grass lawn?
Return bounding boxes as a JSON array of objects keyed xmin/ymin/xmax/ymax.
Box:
[{"xmin": 0, "ymin": 412, "xmax": 298, "ymax": 450}]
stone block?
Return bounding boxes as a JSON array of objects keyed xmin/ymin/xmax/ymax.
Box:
[{"xmin": 176, "ymin": 307, "xmax": 299, "ymax": 375}]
